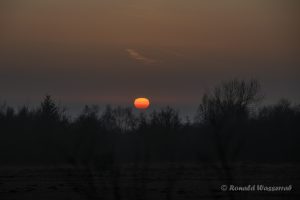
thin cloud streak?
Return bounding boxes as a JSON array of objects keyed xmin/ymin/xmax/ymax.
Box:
[{"xmin": 126, "ymin": 48, "xmax": 156, "ymax": 64}]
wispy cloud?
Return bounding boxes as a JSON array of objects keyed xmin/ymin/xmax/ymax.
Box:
[{"xmin": 126, "ymin": 48, "xmax": 156, "ymax": 64}]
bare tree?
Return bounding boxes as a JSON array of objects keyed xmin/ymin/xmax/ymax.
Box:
[
  {"xmin": 150, "ymin": 107, "xmax": 181, "ymax": 130},
  {"xmin": 195, "ymin": 79, "xmax": 262, "ymax": 126},
  {"xmin": 195, "ymin": 79, "xmax": 262, "ymax": 200},
  {"xmin": 113, "ymin": 106, "xmax": 137, "ymax": 133}
]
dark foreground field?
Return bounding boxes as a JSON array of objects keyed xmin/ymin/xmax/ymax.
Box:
[{"xmin": 1, "ymin": 163, "xmax": 299, "ymax": 200}]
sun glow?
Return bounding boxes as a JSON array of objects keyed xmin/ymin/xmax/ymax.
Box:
[{"xmin": 134, "ymin": 97, "xmax": 150, "ymax": 109}]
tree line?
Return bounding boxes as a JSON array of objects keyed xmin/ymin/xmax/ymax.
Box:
[{"xmin": 0, "ymin": 79, "xmax": 299, "ymax": 165}]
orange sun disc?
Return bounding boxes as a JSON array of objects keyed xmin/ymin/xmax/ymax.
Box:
[{"xmin": 134, "ymin": 98, "xmax": 150, "ymax": 109}]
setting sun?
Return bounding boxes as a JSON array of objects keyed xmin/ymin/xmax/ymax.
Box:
[{"xmin": 134, "ymin": 97, "xmax": 150, "ymax": 109}]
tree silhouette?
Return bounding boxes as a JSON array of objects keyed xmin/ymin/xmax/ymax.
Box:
[
  {"xmin": 37, "ymin": 95, "xmax": 67, "ymax": 125},
  {"xmin": 194, "ymin": 79, "xmax": 263, "ymax": 200},
  {"xmin": 259, "ymin": 99, "xmax": 297, "ymax": 123},
  {"xmin": 150, "ymin": 106, "xmax": 181, "ymax": 130},
  {"xmin": 195, "ymin": 79, "xmax": 261, "ymax": 127}
]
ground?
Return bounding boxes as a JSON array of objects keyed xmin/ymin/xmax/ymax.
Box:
[{"xmin": 0, "ymin": 163, "xmax": 299, "ymax": 200}]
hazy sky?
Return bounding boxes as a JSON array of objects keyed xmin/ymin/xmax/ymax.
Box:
[{"xmin": 0, "ymin": 0, "xmax": 299, "ymax": 116}]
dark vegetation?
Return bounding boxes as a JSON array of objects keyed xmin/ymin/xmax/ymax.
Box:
[
  {"xmin": 1, "ymin": 79, "xmax": 300, "ymax": 200},
  {"xmin": 0, "ymin": 79, "xmax": 299, "ymax": 166}
]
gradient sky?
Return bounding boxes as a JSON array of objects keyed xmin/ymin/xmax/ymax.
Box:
[{"xmin": 0, "ymin": 0, "xmax": 299, "ymax": 116}]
